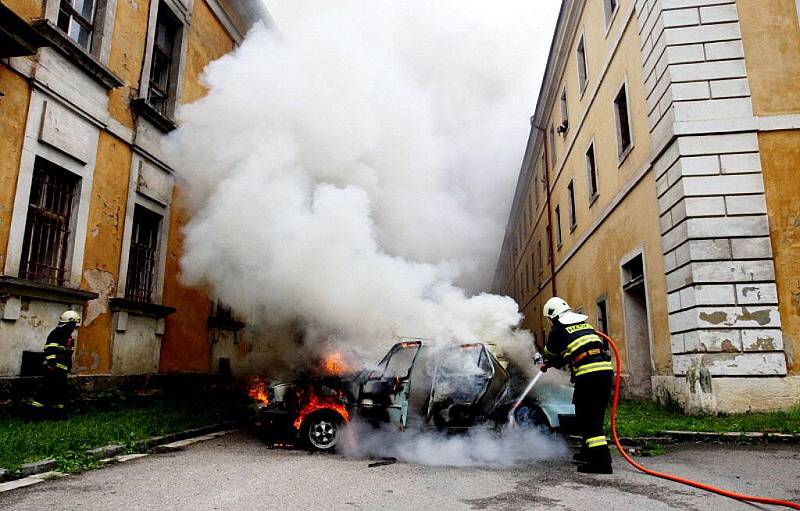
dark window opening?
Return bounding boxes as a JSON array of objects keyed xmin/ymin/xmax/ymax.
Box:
[
  {"xmin": 597, "ymin": 298, "xmax": 609, "ymax": 335},
  {"xmin": 125, "ymin": 205, "xmax": 162, "ymax": 303},
  {"xmin": 537, "ymin": 240, "xmax": 543, "ymax": 276},
  {"xmin": 587, "ymin": 143, "xmax": 599, "ymax": 199},
  {"xmin": 567, "ymin": 181, "xmax": 576, "ymax": 230},
  {"xmin": 19, "ymin": 158, "xmax": 79, "ymax": 286},
  {"xmin": 577, "ymin": 36, "xmax": 588, "ymax": 92},
  {"xmin": 622, "ymin": 254, "xmax": 645, "ymax": 289},
  {"xmin": 555, "ymin": 205, "xmax": 563, "ymax": 247},
  {"xmin": 545, "ymin": 225, "xmax": 552, "ymax": 262},
  {"xmin": 604, "ymin": 0, "xmax": 618, "ymax": 25},
  {"xmin": 148, "ymin": 3, "xmax": 181, "ymax": 116},
  {"xmin": 615, "ymin": 84, "xmax": 632, "ymax": 156},
  {"xmin": 559, "ymin": 89, "xmax": 569, "ymax": 134},
  {"xmin": 57, "ymin": 0, "xmax": 96, "ymax": 50},
  {"xmin": 549, "ymin": 126, "xmax": 557, "ymax": 168}
]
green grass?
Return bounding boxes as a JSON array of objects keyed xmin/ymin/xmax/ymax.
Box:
[
  {"xmin": 609, "ymin": 400, "xmax": 800, "ymax": 438},
  {"xmin": 0, "ymin": 396, "xmax": 253, "ymax": 474}
]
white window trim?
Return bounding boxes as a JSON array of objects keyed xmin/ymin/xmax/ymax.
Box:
[
  {"xmin": 44, "ymin": 0, "xmax": 118, "ymax": 64},
  {"xmin": 603, "ymin": 0, "xmax": 620, "ymax": 37},
  {"xmin": 585, "ymin": 138, "xmax": 600, "ymax": 206},
  {"xmin": 618, "ymin": 248, "xmax": 656, "ymax": 374},
  {"xmin": 116, "ymin": 155, "xmax": 172, "ymax": 304},
  {"xmin": 576, "ymin": 33, "xmax": 588, "ymax": 98},
  {"xmin": 4, "ymin": 97, "xmax": 98, "ymax": 289},
  {"xmin": 138, "ymin": 0, "xmax": 192, "ymax": 120},
  {"xmin": 613, "ymin": 76, "xmax": 635, "ymax": 167}
]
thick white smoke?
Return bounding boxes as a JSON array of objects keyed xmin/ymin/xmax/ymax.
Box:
[
  {"xmin": 341, "ymin": 419, "xmax": 568, "ymax": 468},
  {"xmin": 173, "ymin": 1, "xmax": 560, "ymax": 360}
]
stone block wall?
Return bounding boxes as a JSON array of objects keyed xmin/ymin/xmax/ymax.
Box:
[{"xmin": 635, "ymin": 0, "xmax": 788, "ymax": 405}]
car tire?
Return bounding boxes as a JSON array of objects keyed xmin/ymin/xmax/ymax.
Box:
[
  {"xmin": 513, "ymin": 402, "xmax": 550, "ymax": 430},
  {"xmin": 301, "ymin": 410, "xmax": 343, "ymax": 452}
]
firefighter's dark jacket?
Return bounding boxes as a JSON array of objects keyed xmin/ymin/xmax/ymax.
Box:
[
  {"xmin": 43, "ymin": 325, "xmax": 75, "ymax": 372},
  {"xmin": 543, "ymin": 321, "xmax": 613, "ymax": 378}
]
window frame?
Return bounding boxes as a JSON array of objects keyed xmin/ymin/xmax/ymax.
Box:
[
  {"xmin": 44, "ymin": 0, "xmax": 117, "ymax": 63},
  {"xmin": 124, "ymin": 205, "xmax": 163, "ymax": 304},
  {"xmin": 576, "ymin": 34, "xmax": 588, "ymax": 96},
  {"xmin": 554, "ymin": 204, "xmax": 563, "ymax": 249},
  {"xmin": 138, "ymin": 0, "xmax": 189, "ymax": 123},
  {"xmin": 18, "ymin": 157, "xmax": 81, "ymax": 287},
  {"xmin": 559, "ymin": 88, "xmax": 569, "ymax": 135},
  {"xmin": 549, "ymin": 126, "xmax": 557, "ymax": 169},
  {"xmin": 614, "ymin": 78, "xmax": 635, "ymax": 166},
  {"xmin": 586, "ymin": 141, "xmax": 600, "ymax": 205},
  {"xmin": 567, "ymin": 180, "xmax": 577, "ymax": 232},
  {"xmin": 603, "ymin": 0, "xmax": 620, "ymax": 35},
  {"xmin": 596, "ymin": 295, "xmax": 610, "ymax": 335}
]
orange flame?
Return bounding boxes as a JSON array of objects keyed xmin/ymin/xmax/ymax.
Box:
[
  {"xmin": 321, "ymin": 352, "xmax": 348, "ymax": 376},
  {"xmin": 292, "ymin": 385, "xmax": 350, "ymax": 430},
  {"xmin": 248, "ymin": 377, "xmax": 269, "ymax": 405}
]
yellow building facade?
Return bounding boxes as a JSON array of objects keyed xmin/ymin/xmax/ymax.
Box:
[
  {"xmin": 0, "ymin": 0, "xmax": 271, "ymax": 381},
  {"xmin": 494, "ymin": 0, "xmax": 800, "ymax": 412}
]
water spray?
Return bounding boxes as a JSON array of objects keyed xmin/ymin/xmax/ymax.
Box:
[{"xmin": 507, "ymin": 354, "xmax": 545, "ymax": 427}]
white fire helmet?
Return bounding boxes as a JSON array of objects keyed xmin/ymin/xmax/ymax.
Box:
[
  {"xmin": 543, "ymin": 297, "xmax": 588, "ymax": 325},
  {"xmin": 59, "ymin": 310, "xmax": 81, "ymax": 325}
]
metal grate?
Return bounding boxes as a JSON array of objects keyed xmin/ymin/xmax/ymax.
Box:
[
  {"xmin": 19, "ymin": 159, "xmax": 79, "ymax": 286},
  {"xmin": 125, "ymin": 206, "xmax": 162, "ymax": 303}
]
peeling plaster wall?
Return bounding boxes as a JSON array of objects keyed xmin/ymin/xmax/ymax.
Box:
[
  {"xmin": 78, "ymin": 131, "xmax": 132, "ymax": 374},
  {"xmin": 0, "ymin": 66, "xmax": 31, "ymax": 274},
  {"xmin": 111, "ymin": 315, "xmax": 162, "ymax": 374},
  {"xmin": 0, "ymin": 299, "xmax": 77, "ymax": 376},
  {"xmin": 759, "ymin": 131, "xmax": 800, "ymax": 375},
  {"xmin": 159, "ymin": 0, "xmax": 235, "ymax": 374},
  {"xmin": 654, "ymin": 375, "xmax": 800, "ymax": 414},
  {"xmin": 2, "ymin": 0, "xmax": 43, "ymax": 20}
]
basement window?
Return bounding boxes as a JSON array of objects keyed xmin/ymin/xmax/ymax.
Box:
[
  {"xmin": 57, "ymin": 0, "xmax": 96, "ymax": 50},
  {"xmin": 19, "ymin": 158, "xmax": 79, "ymax": 287},
  {"xmin": 125, "ymin": 205, "xmax": 162, "ymax": 303}
]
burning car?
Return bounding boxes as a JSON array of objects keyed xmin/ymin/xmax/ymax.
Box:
[{"xmin": 256, "ymin": 339, "xmax": 575, "ymax": 452}]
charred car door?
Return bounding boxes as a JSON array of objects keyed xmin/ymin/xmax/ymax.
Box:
[{"xmin": 357, "ymin": 341, "xmax": 421, "ymax": 430}]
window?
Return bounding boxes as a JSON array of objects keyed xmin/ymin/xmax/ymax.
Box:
[
  {"xmin": 57, "ymin": 0, "xmax": 96, "ymax": 50},
  {"xmin": 586, "ymin": 143, "xmax": 599, "ymax": 201},
  {"xmin": 559, "ymin": 89, "xmax": 569, "ymax": 134},
  {"xmin": 147, "ymin": 3, "xmax": 181, "ymax": 116},
  {"xmin": 614, "ymin": 83, "xmax": 633, "ymax": 158},
  {"xmin": 19, "ymin": 159, "xmax": 80, "ymax": 286},
  {"xmin": 567, "ymin": 181, "xmax": 577, "ymax": 230},
  {"xmin": 604, "ymin": 0, "xmax": 618, "ymax": 26},
  {"xmin": 577, "ymin": 36, "xmax": 588, "ymax": 93},
  {"xmin": 555, "ymin": 204, "xmax": 563, "ymax": 247},
  {"xmin": 537, "ymin": 240, "xmax": 543, "ymax": 275},
  {"xmin": 533, "ymin": 166, "xmax": 540, "ymax": 209},
  {"xmin": 125, "ymin": 205, "xmax": 162, "ymax": 303},
  {"xmin": 549, "ymin": 126, "xmax": 557, "ymax": 168},
  {"xmin": 597, "ymin": 297, "xmax": 609, "ymax": 335},
  {"xmin": 545, "ymin": 225, "xmax": 552, "ymax": 262}
]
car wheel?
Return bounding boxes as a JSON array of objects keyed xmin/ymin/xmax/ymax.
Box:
[
  {"xmin": 302, "ymin": 411, "xmax": 342, "ymax": 452},
  {"xmin": 513, "ymin": 403, "xmax": 549, "ymax": 429}
]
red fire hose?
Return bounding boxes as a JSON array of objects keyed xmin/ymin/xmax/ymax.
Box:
[{"xmin": 596, "ymin": 332, "xmax": 800, "ymax": 510}]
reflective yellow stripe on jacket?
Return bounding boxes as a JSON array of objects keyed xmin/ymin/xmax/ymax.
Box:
[
  {"xmin": 561, "ymin": 334, "xmax": 602, "ymax": 357},
  {"xmin": 573, "ymin": 360, "xmax": 613, "ymax": 377}
]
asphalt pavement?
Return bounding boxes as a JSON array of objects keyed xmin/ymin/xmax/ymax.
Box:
[{"xmin": 0, "ymin": 430, "xmax": 798, "ymax": 510}]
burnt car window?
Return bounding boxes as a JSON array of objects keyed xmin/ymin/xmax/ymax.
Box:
[{"xmin": 383, "ymin": 345, "xmax": 419, "ymax": 379}]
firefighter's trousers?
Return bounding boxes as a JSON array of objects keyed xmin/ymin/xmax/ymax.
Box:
[{"xmin": 573, "ymin": 370, "xmax": 613, "ymax": 467}]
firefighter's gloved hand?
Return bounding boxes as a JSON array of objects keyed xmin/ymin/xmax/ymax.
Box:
[{"xmin": 539, "ymin": 362, "xmax": 549, "ymax": 373}]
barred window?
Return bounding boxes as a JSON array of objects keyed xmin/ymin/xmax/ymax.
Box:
[
  {"xmin": 125, "ymin": 206, "xmax": 162, "ymax": 303},
  {"xmin": 57, "ymin": 0, "xmax": 96, "ymax": 50},
  {"xmin": 20, "ymin": 159, "xmax": 79, "ymax": 286},
  {"xmin": 147, "ymin": 3, "xmax": 181, "ymax": 116}
]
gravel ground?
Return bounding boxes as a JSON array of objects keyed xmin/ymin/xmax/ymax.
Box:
[{"xmin": 0, "ymin": 430, "xmax": 798, "ymax": 510}]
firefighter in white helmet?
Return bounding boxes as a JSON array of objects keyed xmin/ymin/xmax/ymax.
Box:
[
  {"xmin": 540, "ymin": 297, "xmax": 614, "ymax": 474},
  {"xmin": 30, "ymin": 310, "xmax": 81, "ymax": 415}
]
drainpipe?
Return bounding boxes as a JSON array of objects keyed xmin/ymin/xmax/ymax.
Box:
[{"xmin": 532, "ymin": 123, "xmax": 557, "ymax": 298}]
